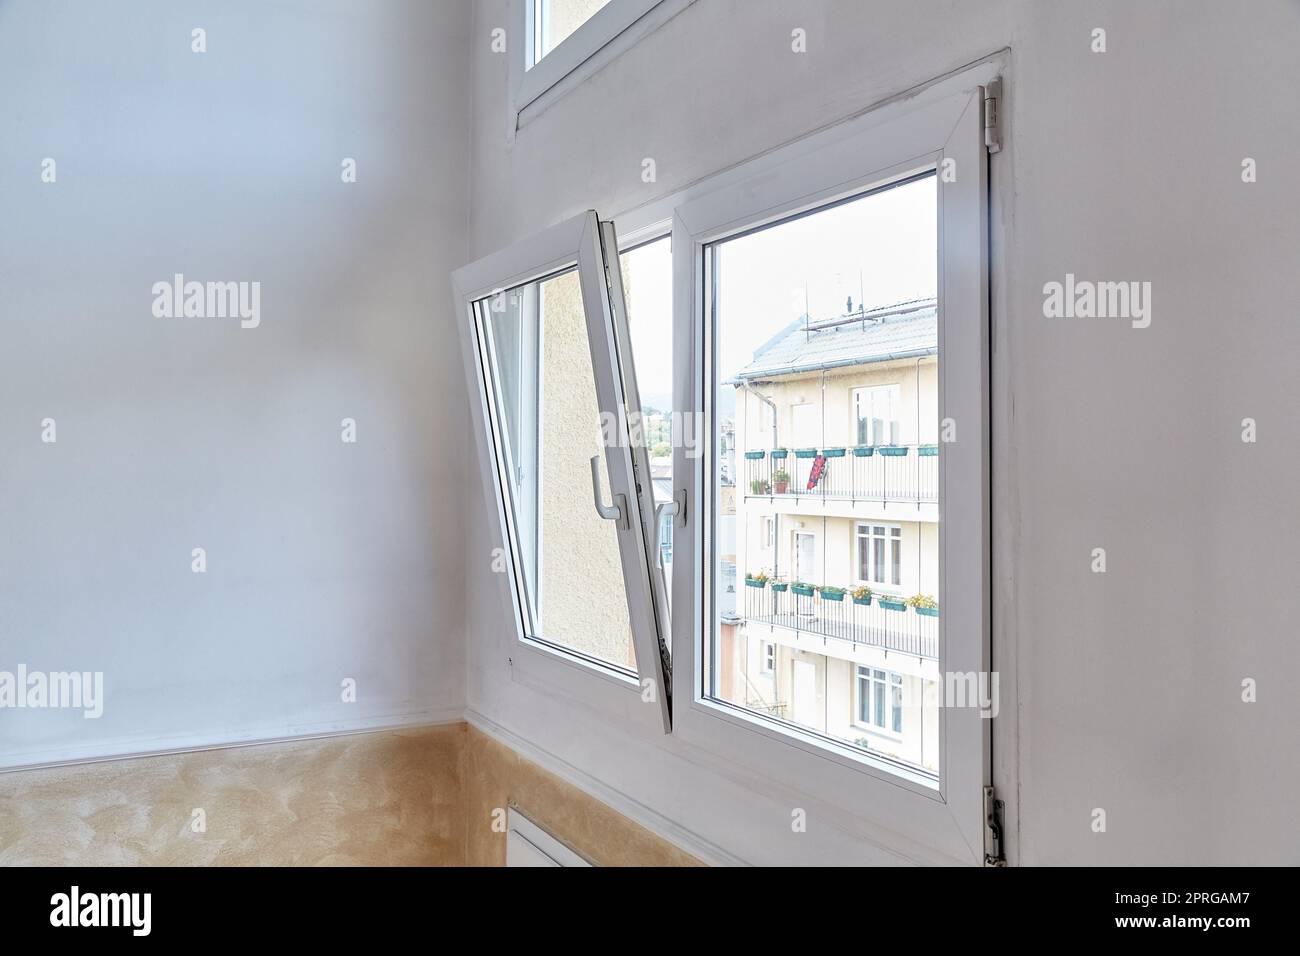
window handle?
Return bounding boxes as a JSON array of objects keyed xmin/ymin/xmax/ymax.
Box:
[
  {"xmin": 653, "ymin": 499, "xmax": 679, "ymax": 568},
  {"xmin": 589, "ymin": 455, "xmax": 628, "ymax": 529}
]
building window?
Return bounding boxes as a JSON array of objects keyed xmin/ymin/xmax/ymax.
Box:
[
  {"xmin": 853, "ymin": 384, "xmax": 901, "ymax": 446},
  {"xmin": 856, "ymin": 667, "xmax": 903, "ymax": 733},
  {"xmin": 761, "ymin": 642, "xmax": 776, "ymax": 675},
  {"xmin": 856, "ymin": 523, "xmax": 902, "ymax": 588}
]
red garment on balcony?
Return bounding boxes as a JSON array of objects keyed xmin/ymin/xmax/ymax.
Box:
[{"xmin": 807, "ymin": 455, "xmax": 827, "ymax": 491}]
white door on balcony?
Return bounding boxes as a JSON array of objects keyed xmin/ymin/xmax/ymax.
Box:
[
  {"xmin": 791, "ymin": 659, "xmax": 817, "ymax": 728},
  {"xmin": 794, "ymin": 531, "xmax": 816, "ymax": 583}
]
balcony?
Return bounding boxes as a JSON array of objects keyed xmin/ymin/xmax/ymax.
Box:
[
  {"xmin": 741, "ymin": 582, "xmax": 938, "ymax": 661},
  {"xmin": 743, "ymin": 446, "xmax": 937, "ymax": 507}
]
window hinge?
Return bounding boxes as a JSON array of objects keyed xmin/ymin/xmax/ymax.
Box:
[
  {"xmin": 983, "ymin": 785, "xmax": 1006, "ymax": 866},
  {"xmin": 984, "ymin": 78, "xmax": 1002, "ymax": 154}
]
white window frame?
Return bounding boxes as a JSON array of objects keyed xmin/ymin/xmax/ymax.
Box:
[
  {"xmin": 664, "ymin": 67, "xmax": 994, "ymax": 864},
  {"xmin": 856, "ymin": 522, "xmax": 902, "ymax": 590},
  {"xmin": 761, "ymin": 641, "xmax": 776, "ymax": 677},
  {"xmin": 509, "ymin": 0, "xmax": 697, "ymax": 133},
  {"xmin": 452, "ymin": 210, "xmax": 672, "ymax": 733}
]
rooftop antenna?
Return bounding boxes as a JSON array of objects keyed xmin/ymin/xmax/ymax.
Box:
[
  {"xmin": 803, "ymin": 281, "xmax": 810, "ymax": 342},
  {"xmin": 858, "ymin": 269, "xmax": 866, "ymax": 329}
]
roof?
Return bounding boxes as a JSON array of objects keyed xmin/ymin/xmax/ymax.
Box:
[{"xmin": 730, "ymin": 298, "xmax": 937, "ymax": 381}]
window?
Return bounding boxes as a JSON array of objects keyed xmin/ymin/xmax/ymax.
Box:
[
  {"xmin": 856, "ymin": 667, "xmax": 903, "ymax": 734},
  {"xmin": 513, "ymin": 0, "xmax": 693, "ymax": 123},
  {"xmin": 856, "ymin": 523, "xmax": 902, "ymax": 588},
  {"xmin": 461, "ymin": 62, "xmax": 997, "ymax": 864},
  {"xmin": 529, "ymin": 0, "xmax": 615, "ymax": 67},
  {"xmin": 454, "ymin": 211, "xmax": 671, "ymax": 731},
  {"xmin": 707, "ymin": 177, "xmax": 935, "ymax": 765},
  {"xmin": 854, "ymin": 385, "xmax": 901, "ymax": 446},
  {"xmin": 620, "ymin": 237, "xmax": 675, "ymax": 602},
  {"xmin": 667, "ymin": 67, "xmax": 994, "ymax": 862}
]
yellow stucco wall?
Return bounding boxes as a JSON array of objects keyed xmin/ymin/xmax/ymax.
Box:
[
  {"xmin": 0, "ymin": 722, "xmax": 699, "ymax": 866},
  {"xmin": 536, "ymin": 271, "xmax": 636, "ymax": 670},
  {"xmin": 0, "ymin": 725, "xmax": 466, "ymax": 866}
]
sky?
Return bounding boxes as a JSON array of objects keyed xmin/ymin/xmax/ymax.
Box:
[{"xmin": 622, "ymin": 174, "xmax": 937, "ymax": 411}]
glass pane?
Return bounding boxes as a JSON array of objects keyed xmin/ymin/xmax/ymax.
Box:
[
  {"xmin": 475, "ymin": 267, "xmax": 636, "ymax": 672},
  {"xmin": 711, "ymin": 173, "xmax": 940, "ymax": 777},
  {"xmin": 533, "ymin": 0, "xmax": 614, "ymax": 65},
  {"xmin": 891, "ymin": 674, "xmax": 904, "ymax": 733},
  {"xmin": 619, "ymin": 238, "xmax": 674, "ymax": 600}
]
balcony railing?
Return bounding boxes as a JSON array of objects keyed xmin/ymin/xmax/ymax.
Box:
[
  {"xmin": 742, "ymin": 446, "xmax": 937, "ymax": 505},
  {"xmin": 742, "ymin": 582, "xmax": 938, "ymax": 660}
]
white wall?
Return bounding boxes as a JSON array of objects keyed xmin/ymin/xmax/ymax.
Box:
[
  {"xmin": 465, "ymin": 0, "xmax": 1300, "ymax": 864},
  {"xmin": 0, "ymin": 0, "xmax": 470, "ymax": 767}
]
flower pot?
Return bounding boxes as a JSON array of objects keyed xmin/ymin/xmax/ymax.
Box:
[
  {"xmin": 915, "ymin": 606, "xmax": 939, "ymax": 617},
  {"xmin": 791, "ymin": 584, "xmax": 815, "ymax": 597},
  {"xmin": 769, "ymin": 449, "xmax": 789, "ymax": 460},
  {"xmin": 820, "ymin": 590, "xmax": 845, "ymax": 602},
  {"xmin": 822, "ymin": 448, "xmax": 846, "ymax": 458},
  {"xmin": 852, "ymin": 595, "xmax": 872, "ymax": 606},
  {"xmin": 879, "ymin": 598, "xmax": 907, "ymax": 611},
  {"xmin": 879, "ymin": 446, "xmax": 909, "ymax": 457},
  {"xmin": 773, "ymin": 480, "xmax": 789, "ymax": 494},
  {"xmin": 744, "ymin": 578, "xmax": 766, "ymax": 589},
  {"xmin": 744, "ymin": 450, "xmax": 766, "ymax": 460},
  {"xmin": 918, "ymin": 445, "xmax": 939, "ymax": 457},
  {"xmin": 794, "ymin": 449, "xmax": 819, "ymax": 459},
  {"xmin": 853, "ymin": 446, "xmax": 874, "ymax": 457},
  {"xmin": 770, "ymin": 583, "xmax": 788, "ymax": 592}
]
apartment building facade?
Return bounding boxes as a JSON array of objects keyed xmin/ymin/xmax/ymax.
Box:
[{"xmin": 721, "ymin": 299, "xmax": 941, "ymax": 773}]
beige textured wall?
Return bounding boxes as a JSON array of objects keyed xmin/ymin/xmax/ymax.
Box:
[
  {"xmin": 0, "ymin": 722, "xmax": 697, "ymax": 867},
  {"xmin": 463, "ymin": 724, "xmax": 700, "ymax": 866},
  {"xmin": 0, "ymin": 725, "xmax": 466, "ymax": 866}
]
